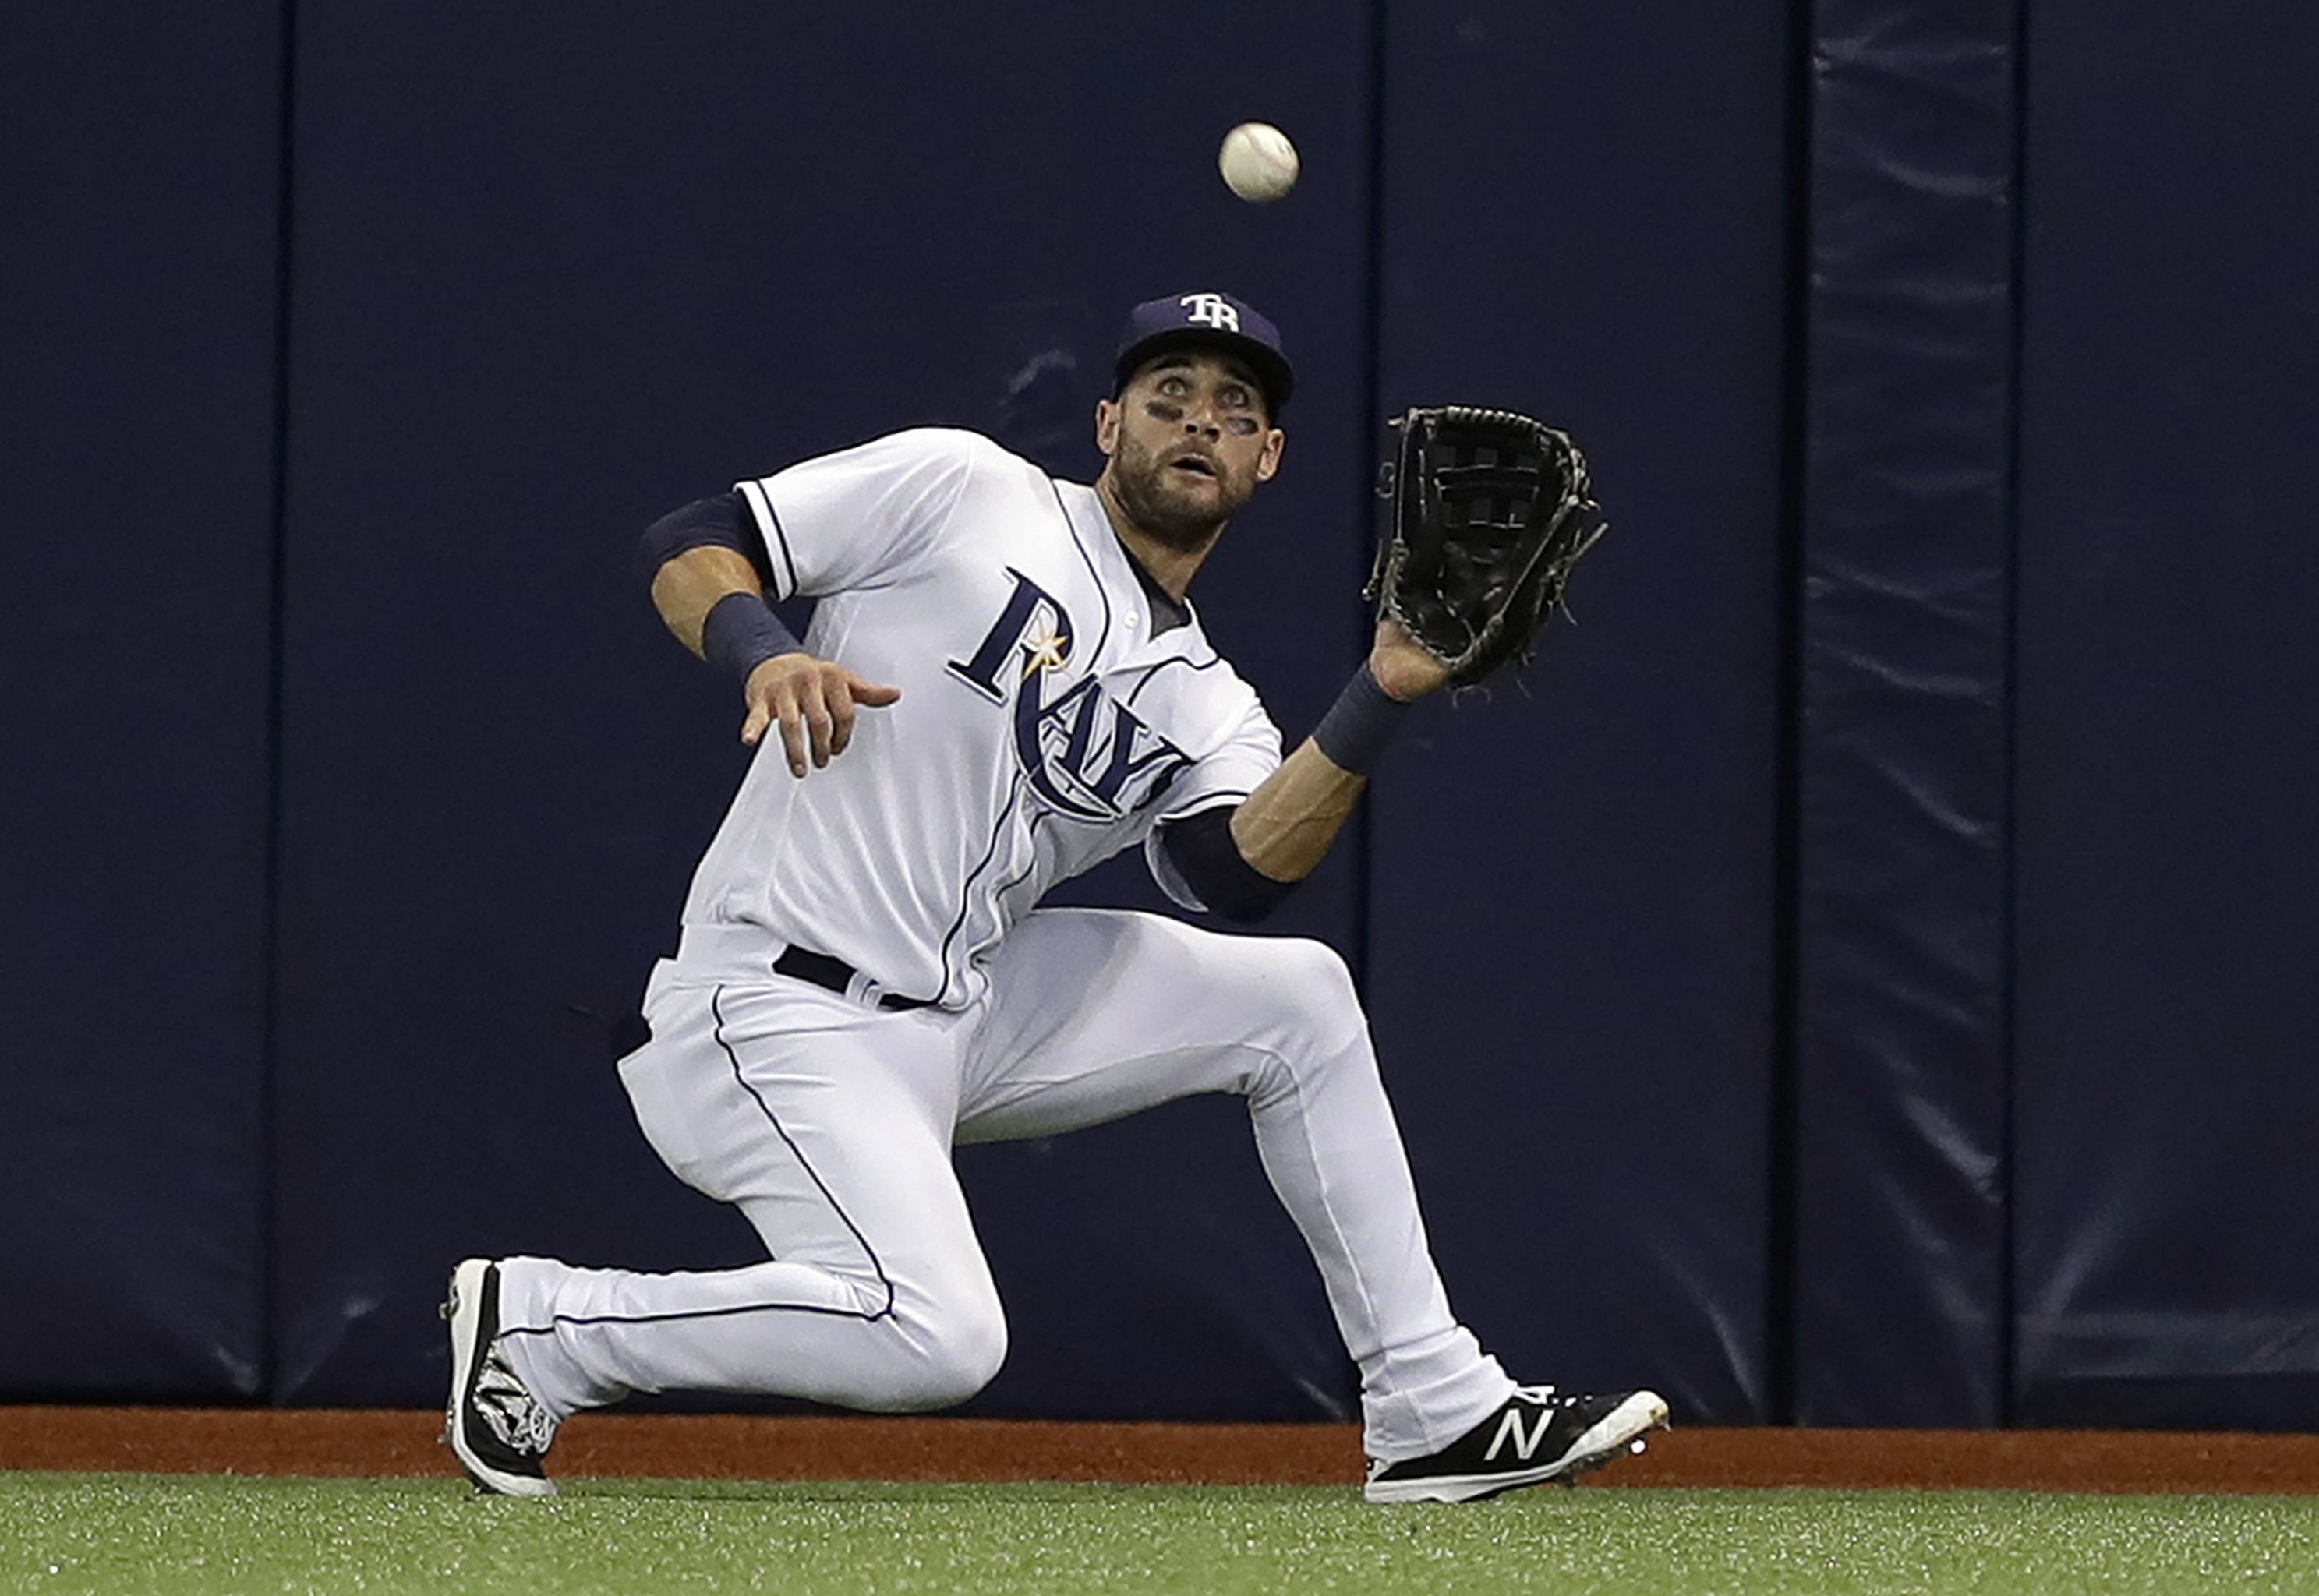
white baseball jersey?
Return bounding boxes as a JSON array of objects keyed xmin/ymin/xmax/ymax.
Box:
[{"xmin": 691, "ymin": 428, "xmax": 1285, "ymax": 1008}]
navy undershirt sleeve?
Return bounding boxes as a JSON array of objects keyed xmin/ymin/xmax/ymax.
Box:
[
  {"xmin": 636, "ymin": 490, "xmax": 773, "ymax": 588},
  {"xmin": 1161, "ymin": 804, "xmax": 1299, "ymax": 924}
]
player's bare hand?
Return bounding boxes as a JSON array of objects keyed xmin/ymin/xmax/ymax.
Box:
[
  {"xmin": 1368, "ymin": 617, "xmax": 1451, "ymax": 702},
  {"xmin": 741, "ymin": 653, "xmax": 903, "ymax": 776}
]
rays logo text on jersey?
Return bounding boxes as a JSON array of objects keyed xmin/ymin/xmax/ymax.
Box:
[{"xmin": 947, "ymin": 568, "xmax": 1193, "ymax": 824}]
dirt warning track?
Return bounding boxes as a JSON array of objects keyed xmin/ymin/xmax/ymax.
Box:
[{"xmin": 4, "ymin": 1408, "xmax": 2316, "ymax": 1495}]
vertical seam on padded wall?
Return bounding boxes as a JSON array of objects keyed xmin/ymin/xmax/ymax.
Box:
[
  {"xmin": 259, "ymin": 0, "xmax": 300, "ymax": 1404},
  {"xmin": 1996, "ymin": 0, "xmax": 2031, "ymax": 1428},
  {"xmin": 1766, "ymin": 0, "xmax": 1818, "ymax": 1428}
]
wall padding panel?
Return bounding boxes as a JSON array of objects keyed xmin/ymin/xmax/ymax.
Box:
[
  {"xmin": 2011, "ymin": 0, "xmax": 2319, "ymax": 1429},
  {"xmin": 1790, "ymin": 0, "xmax": 2021, "ymax": 1426},
  {"xmin": 1368, "ymin": 0, "xmax": 1795, "ymax": 1424},
  {"xmin": 0, "ymin": 4, "xmax": 281, "ymax": 1396}
]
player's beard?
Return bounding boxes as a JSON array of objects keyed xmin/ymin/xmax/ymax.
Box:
[{"xmin": 1108, "ymin": 433, "xmax": 1255, "ymax": 551}]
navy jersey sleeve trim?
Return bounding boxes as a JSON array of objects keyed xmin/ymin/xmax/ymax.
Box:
[{"xmin": 735, "ymin": 478, "xmax": 802, "ymax": 598}]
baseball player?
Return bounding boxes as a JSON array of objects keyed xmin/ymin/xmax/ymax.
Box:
[{"xmin": 444, "ymin": 291, "xmax": 1667, "ymax": 1504}]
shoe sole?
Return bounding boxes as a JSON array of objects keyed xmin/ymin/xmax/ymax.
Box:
[
  {"xmin": 440, "ymin": 1258, "xmax": 558, "ymax": 1498},
  {"xmin": 1363, "ymin": 1389, "xmax": 1670, "ymax": 1505}
]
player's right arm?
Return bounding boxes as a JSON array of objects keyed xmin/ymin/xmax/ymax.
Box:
[
  {"xmin": 640, "ymin": 496, "xmax": 899, "ymax": 777},
  {"xmin": 643, "ymin": 431, "xmax": 992, "ymax": 772},
  {"xmin": 646, "ymin": 541, "xmax": 761, "ymax": 654}
]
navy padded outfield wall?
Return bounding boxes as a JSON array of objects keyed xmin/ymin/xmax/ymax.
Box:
[
  {"xmin": 15, "ymin": 0, "xmax": 2319, "ymax": 1431},
  {"xmin": 1791, "ymin": 0, "xmax": 2020, "ymax": 1425},
  {"xmin": 269, "ymin": 2, "xmax": 1374, "ymax": 1411},
  {"xmin": 0, "ymin": 5, "xmax": 281, "ymax": 1397},
  {"xmin": 2010, "ymin": 0, "xmax": 2319, "ymax": 1429},
  {"xmin": 1368, "ymin": 1, "xmax": 1794, "ymax": 1424}
]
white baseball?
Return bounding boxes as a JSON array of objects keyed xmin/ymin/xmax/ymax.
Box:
[{"xmin": 1219, "ymin": 122, "xmax": 1299, "ymax": 203}]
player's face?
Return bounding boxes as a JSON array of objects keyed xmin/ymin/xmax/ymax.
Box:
[{"xmin": 1096, "ymin": 353, "xmax": 1285, "ymax": 549}]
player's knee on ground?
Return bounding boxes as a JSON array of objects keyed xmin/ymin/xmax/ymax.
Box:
[{"xmin": 868, "ymin": 1281, "xmax": 1009, "ymax": 1411}]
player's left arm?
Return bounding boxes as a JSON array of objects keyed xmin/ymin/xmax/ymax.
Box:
[
  {"xmin": 1230, "ymin": 619, "xmax": 1444, "ymax": 877},
  {"xmin": 1161, "ymin": 620, "xmax": 1444, "ymax": 920}
]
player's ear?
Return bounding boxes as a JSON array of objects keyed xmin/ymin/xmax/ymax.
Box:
[
  {"xmin": 1094, "ymin": 397, "xmax": 1121, "ymax": 457},
  {"xmin": 1255, "ymin": 426, "xmax": 1285, "ymax": 482}
]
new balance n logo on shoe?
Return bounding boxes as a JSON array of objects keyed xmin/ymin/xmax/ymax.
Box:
[{"xmin": 1483, "ymin": 1404, "xmax": 1557, "ymax": 1463}]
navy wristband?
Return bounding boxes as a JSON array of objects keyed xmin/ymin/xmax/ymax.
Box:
[
  {"xmin": 1311, "ymin": 662, "xmax": 1414, "ymax": 775},
  {"xmin": 700, "ymin": 591, "xmax": 804, "ymax": 682}
]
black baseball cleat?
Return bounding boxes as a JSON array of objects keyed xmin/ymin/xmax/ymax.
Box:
[
  {"xmin": 1363, "ymin": 1384, "xmax": 1670, "ymax": 1504},
  {"xmin": 440, "ymin": 1258, "xmax": 560, "ymax": 1497}
]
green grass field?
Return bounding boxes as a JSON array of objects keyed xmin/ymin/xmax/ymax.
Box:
[{"xmin": 3, "ymin": 1475, "xmax": 2315, "ymax": 1596}]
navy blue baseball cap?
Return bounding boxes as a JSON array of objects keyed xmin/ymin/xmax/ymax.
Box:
[{"xmin": 1112, "ymin": 291, "xmax": 1295, "ymax": 417}]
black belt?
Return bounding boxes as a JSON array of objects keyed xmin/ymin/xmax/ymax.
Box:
[{"xmin": 773, "ymin": 946, "xmax": 933, "ymax": 1012}]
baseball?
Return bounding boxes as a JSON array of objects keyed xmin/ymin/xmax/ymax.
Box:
[{"xmin": 1219, "ymin": 122, "xmax": 1299, "ymax": 203}]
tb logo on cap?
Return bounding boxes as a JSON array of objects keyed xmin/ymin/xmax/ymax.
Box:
[{"xmin": 1180, "ymin": 292, "xmax": 1240, "ymax": 332}]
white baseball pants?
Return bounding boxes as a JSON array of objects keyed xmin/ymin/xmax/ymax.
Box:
[{"xmin": 494, "ymin": 907, "xmax": 1514, "ymax": 1463}]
